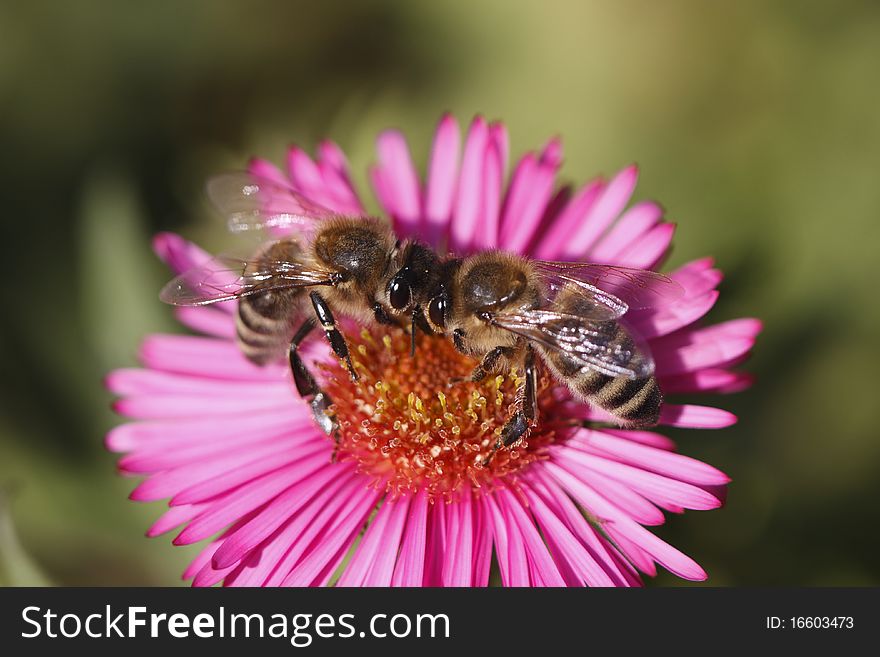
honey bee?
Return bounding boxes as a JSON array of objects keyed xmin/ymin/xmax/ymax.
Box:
[
  {"xmin": 419, "ymin": 251, "xmax": 683, "ymax": 459},
  {"xmin": 162, "ymin": 170, "xmax": 682, "ymax": 462},
  {"xmin": 160, "ymin": 173, "xmax": 441, "ymax": 435}
]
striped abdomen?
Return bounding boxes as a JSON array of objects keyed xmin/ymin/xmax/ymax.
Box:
[
  {"xmin": 538, "ymin": 282, "xmax": 662, "ymax": 426},
  {"xmin": 541, "ymin": 321, "xmax": 661, "ymax": 426},
  {"xmin": 236, "ymin": 240, "xmax": 305, "ymax": 365}
]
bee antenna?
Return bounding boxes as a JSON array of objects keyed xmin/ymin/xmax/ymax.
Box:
[{"xmin": 410, "ymin": 310, "xmax": 418, "ymax": 358}]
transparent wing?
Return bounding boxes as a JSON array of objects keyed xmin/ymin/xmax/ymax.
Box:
[
  {"xmin": 533, "ymin": 261, "xmax": 684, "ymax": 314},
  {"xmin": 206, "ymin": 172, "xmax": 336, "ymax": 235},
  {"xmin": 488, "ymin": 309, "xmax": 654, "ymax": 379},
  {"xmin": 159, "ymin": 253, "xmax": 336, "ymax": 306}
]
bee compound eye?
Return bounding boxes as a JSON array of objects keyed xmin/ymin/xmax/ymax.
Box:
[
  {"xmin": 389, "ymin": 278, "xmax": 411, "ymax": 310},
  {"xmin": 428, "ymin": 296, "xmax": 446, "ymax": 327}
]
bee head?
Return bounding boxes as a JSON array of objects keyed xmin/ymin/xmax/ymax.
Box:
[
  {"xmin": 383, "ymin": 242, "xmax": 442, "ymax": 314},
  {"xmin": 427, "ymin": 291, "xmax": 448, "ymax": 328},
  {"xmin": 422, "ymin": 258, "xmax": 462, "ymax": 333}
]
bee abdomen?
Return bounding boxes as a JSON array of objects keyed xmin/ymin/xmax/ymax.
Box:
[
  {"xmin": 541, "ymin": 318, "xmax": 661, "ymax": 426},
  {"xmin": 576, "ymin": 372, "xmax": 661, "ymax": 427},
  {"xmin": 236, "ymin": 290, "xmax": 300, "ymax": 365}
]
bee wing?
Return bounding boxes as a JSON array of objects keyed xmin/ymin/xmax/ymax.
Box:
[
  {"xmin": 159, "ymin": 253, "xmax": 336, "ymax": 306},
  {"xmin": 488, "ymin": 309, "xmax": 655, "ymax": 379},
  {"xmin": 533, "ymin": 261, "xmax": 684, "ymax": 314},
  {"xmin": 206, "ymin": 172, "xmax": 336, "ymax": 235}
]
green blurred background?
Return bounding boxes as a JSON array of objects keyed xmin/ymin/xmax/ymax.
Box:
[{"xmin": 1, "ymin": 0, "xmax": 878, "ymax": 586}]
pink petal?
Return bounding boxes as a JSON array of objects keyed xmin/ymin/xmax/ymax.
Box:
[
  {"xmin": 193, "ymin": 560, "xmax": 236, "ymax": 588},
  {"xmin": 661, "ymin": 404, "xmax": 737, "ymax": 429},
  {"xmin": 499, "ymin": 154, "xmax": 537, "ymax": 249},
  {"xmin": 183, "ymin": 540, "xmax": 221, "ymax": 581},
  {"xmin": 260, "ymin": 477, "xmax": 374, "ymax": 587},
  {"xmin": 339, "ymin": 495, "xmax": 411, "ymax": 587},
  {"xmin": 606, "ymin": 531, "xmax": 657, "ymax": 576},
  {"xmin": 441, "ymin": 489, "xmax": 474, "ymax": 586},
  {"xmin": 246, "ymin": 157, "xmax": 288, "ymax": 185},
  {"xmin": 661, "ymin": 369, "xmax": 755, "ymax": 394},
  {"xmin": 496, "ymin": 488, "xmax": 565, "ymax": 586},
  {"xmin": 422, "ymin": 501, "xmax": 447, "ymax": 586},
  {"xmin": 549, "ymin": 454, "xmax": 665, "ymax": 525},
  {"xmin": 545, "ymin": 462, "xmax": 707, "ymax": 581},
  {"xmin": 119, "ymin": 438, "xmax": 264, "ymax": 474},
  {"xmin": 570, "ymin": 430, "xmax": 730, "ymax": 486},
  {"xmin": 614, "ymin": 222, "xmax": 675, "ymax": 269},
  {"xmin": 501, "ymin": 139, "xmax": 564, "ymax": 254},
  {"xmin": 482, "ymin": 493, "xmax": 528, "ymax": 586},
  {"xmin": 147, "ymin": 503, "xmax": 206, "ymax": 538},
  {"xmin": 553, "ymin": 445, "xmax": 723, "ymax": 510},
  {"xmin": 670, "ymin": 258, "xmax": 723, "ymax": 295},
  {"xmin": 316, "ymin": 140, "xmax": 364, "ymax": 215},
  {"xmin": 172, "ymin": 441, "xmax": 326, "ymax": 505},
  {"xmin": 224, "ymin": 475, "xmax": 359, "ymax": 586},
  {"xmin": 471, "ymin": 496, "xmax": 493, "ymax": 587},
  {"xmin": 473, "ymin": 125, "xmax": 505, "ymax": 249},
  {"xmin": 588, "ymin": 201, "xmax": 663, "ymax": 263},
  {"xmin": 117, "ymin": 423, "xmax": 320, "ymax": 473},
  {"xmin": 423, "ymin": 113, "xmax": 461, "ymax": 245},
  {"xmin": 713, "ymin": 317, "xmax": 764, "ymax": 337},
  {"xmin": 212, "ymin": 462, "xmax": 345, "ymax": 569},
  {"xmin": 316, "ymin": 140, "xmax": 348, "ymax": 173},
  {"xmin": 449, "ymin": 116, "xmax": 488, "ymax": 253},
  {"xmin": 113, "ymin": 390, "xmax": 293, "ymax": 420},
  {"xmin": 391, "ymin": 491, "xmax": 428, "ymax": 586},
  {"xmin": 106, "ymin": 406, "xmax": 308, "ymax": 452},
  {"xmin": 152, "ymin": 232, "xmax": 215, "ymax": 277},
  {"xmin": 139, "ymin": 334, "xmax": 287, "ymax": 381},
  {"xmin": 107, "ymin": 368, "xmax": 288, "ymax": 398},
  {"xmin": 603, "ymin": 428, "xmax": 677, "ymax": 451},
  {"xmin": 287, "ymin": 147, "xmax": 331, "ymax": 206},
  {"xmin": 374, "ymin": 130, "xmax": 421, "ymax": 235},
  {"xmin": 522, "ymin": 482, "xmax": 616, "ymax": 586},
  {"xmin": 653, "ymin": 324, "xmax": 758, "ymax": 376},
  {"xmin": 558, "ymin": 165, "xmax": 639, "ymax": 260},
  {"xmin": 632, "ymin": 291, "xmax": 719, "ymax": 339},
  {"xmin": 524, "ymin": 468, "xmax": 638, "ymax": 586},
  {"xmin": 129, "ymin": 439, "xmax": 314, "ymax": 502},
  {"xmin": 531, "ymin": 179, "xmax": 603, "ymax": 259},
  {"xmin": 173, "ymin": 452, "xmax": 329, "ymax": 545},
  {"xmin": 173, "ymin": 307, "xmax": 235, "ymax": 338},
  {"xmin": 519, "ymin": 185, "xmax": 572, "ymax": 257},
  {"xmin": 226, "ymin": 473, "xmax": 358, "ymax": 586},
  {"xmin": 490, "ymin": 122, "xmax": 509, "ymax": 177},
  {"xmin": 280, "ymin": 486, "xmax": 383, "ymax": 586}
]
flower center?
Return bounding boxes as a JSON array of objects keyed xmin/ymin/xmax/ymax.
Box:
[{"xmin": 319, "ymin": 328, "xmax": 563, "ymax": 501}]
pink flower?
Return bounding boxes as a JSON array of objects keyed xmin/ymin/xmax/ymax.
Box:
[{"xmin": 107, "ymin": 114, "xmax": 759, "ymax": 586}]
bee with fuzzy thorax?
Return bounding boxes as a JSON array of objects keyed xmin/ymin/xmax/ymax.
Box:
[
  {"xmin": 161, "ymin": 171, "xmax": 682, "ymax": 460},
  {"xmin": 420, "ymin": 250, "xmax": 681, "ymax": 459},
  {"xmin": 160, "ymin": 175, "xmax": 441, "ymax": 436}
]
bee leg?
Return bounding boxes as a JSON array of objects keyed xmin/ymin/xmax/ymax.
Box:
[
  {"xmin": 446, "ymin": 345, "xmax": 512, "ymax": 387},
  {"xmin": 483, "ymin": 346, "xmax": 538, "ymax": 465},
  {"xmin": 288, "ymin": 318, "xmax": 340, "ymax": 450},
  {"xmin": 309, "ymin": 291, "xmax": 357, "ymax": 381},
  {"xmin": 409, "ymin": 305, "xmax": 433, "ymax": 358},
  {"xmin": 470, "ymin": 345, "xmax": 515, "ymax": 382}
]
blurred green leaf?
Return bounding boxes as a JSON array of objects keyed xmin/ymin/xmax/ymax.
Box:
[
  {"xmin": 0, "ymin": 490, "xmax": 53, "ymax": 587},
  {"xmin": 77, "ymin": 168, "xmax": 177, "ymax": 372}
]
